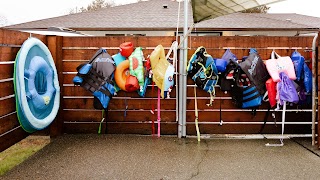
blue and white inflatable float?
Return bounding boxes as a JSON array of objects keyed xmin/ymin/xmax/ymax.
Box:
[{"xmin": 14, "ymin": 37, "xmax": 60, "ymax": 133}]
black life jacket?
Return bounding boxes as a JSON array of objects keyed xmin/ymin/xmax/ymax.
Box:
[
  {"xmin": 223, "ymin": 59, "xmax": 262, "ymax": 111},
  {"xmin": 239, "ymin": 50, "xmax": 270, "ymax": 95},
  {"xmin": 73, "ymin": 48, "xmax": 116, "ymax": 110}
]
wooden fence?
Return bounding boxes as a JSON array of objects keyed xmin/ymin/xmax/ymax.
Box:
[
  {"xmin": 0, "ymin": 28, "xmax": 319, "ymax": 152},
  {"xmin": 0, "ymin": 29, "xmax": 47, "ymax": 151}
]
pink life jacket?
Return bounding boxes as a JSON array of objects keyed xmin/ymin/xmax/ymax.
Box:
[{"xmin": 265, "ymin": 51, "xmax": 296, "ymax": 82}]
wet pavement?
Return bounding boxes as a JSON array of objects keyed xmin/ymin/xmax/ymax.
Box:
[{"xmin": 1, "ymin": 134, "xmax": 320, "ymax": 180}]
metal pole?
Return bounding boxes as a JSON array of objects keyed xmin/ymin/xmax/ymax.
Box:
[
  {"xmin": 178, "ymin": 0, "xmax": 188, "ymax": 138},
  {"xmin": 178, "ymin": 45, "xmax": 183, "ymax": 138},
  {"xmin": 182, "ymin": 0, "xmax": 188, "ymax": 138},
  {"xmin": 311, "ymin": 33, "xmax": 318, "ymax": 146}
]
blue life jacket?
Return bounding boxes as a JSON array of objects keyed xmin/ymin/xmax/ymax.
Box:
[
  {"xmin": 73, "ymin": 48, "xmax": 116, "ymax": 109},
  {"xmin": 291, "ymin": 51, "xmax": 305, "ymax": 81}
]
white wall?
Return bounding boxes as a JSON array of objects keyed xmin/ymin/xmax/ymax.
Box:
[
  {"xmin": 223, "ymin": 31, "xmax": 318, "ymax": 36},
  {"xmin": 79, "ymin": 30, "xmax": 175, "ymax": 36}
]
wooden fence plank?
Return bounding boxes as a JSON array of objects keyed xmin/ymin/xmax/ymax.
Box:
[
  {"xmin": 62, "ymin": 49, "xmax": 155, "ymax": 65},
  {"xmin": 63, "ymin": 122, "xmax": 177, "ymax": 135},
  {"xmin": 0, "ymin": 97, "xmax": 15, "ymax": 117},
  {"xmin": 47, "ymin": 36, "xmax": 64, "ymax": 137},
  {"xmin": 0, "ymin": 47, "xmax": 19, "ymax": 61},
  {"xmin": 0, "ymin": 126, "xmax": 28, "ymax": 152},
  {"xmin": 186, "ymin": 124, "xmax": 312, "ymax": 135},
  {"xmin": 0, "ymin": 64, "xmax": 14, "ymax": 79},
  {"xmin": 63, "ymin": 98, "xmax": 176, "ymax": 110},
  {"xmin": 0, "ymin": 113, "xmax": 19, "ymax": 135},
  {"xmin": 0, "ymin": 29, "xmax": 46, "ymax": 46},
  {"xmin": 61, "ymin": 85, "xmax": 178, "ymax": 98},
  {"xmin": 62, "ymin": 110, "xmax": 176, "ymax": 122},
  {"xmin": 0, "ymin": 81, "xmax": 14, "ymax": 98}
]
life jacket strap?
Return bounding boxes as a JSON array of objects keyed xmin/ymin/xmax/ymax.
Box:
[
  {"xmin": 157, "ymin": 88, "xmax": 161, "ymax": 137},
  {"xmin": 194, "ymin": 86, "xmax": 200, "ymax": 142}
]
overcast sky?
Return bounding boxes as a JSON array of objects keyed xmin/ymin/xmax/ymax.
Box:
[
  {"xmin": 0, "ymin": 0, "xmax": 137, "ymax": 25},
  {"xmin": 0, "ymin": 0, "xmax": 319, "ymax": 25}
]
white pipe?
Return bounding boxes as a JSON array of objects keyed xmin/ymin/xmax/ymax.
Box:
[
  {"xmin": 311, "ymin": 33, "xmax": 318, "ymax": 146},
  {"xmin": 189, "ymin": 134, "xmax": 312, "ymax": 140}
]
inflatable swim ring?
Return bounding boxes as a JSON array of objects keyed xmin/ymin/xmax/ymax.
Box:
[
  {"xmin": 14, "ymin": 37, "xmax": 60, "ymax": 133},
  {"xmin": 114, "ymin": 60, "xmax": 130, "ymax": 91},
  {"xmin": 112, "ymin": 52, "xmax": 126, "ymax": 92}
]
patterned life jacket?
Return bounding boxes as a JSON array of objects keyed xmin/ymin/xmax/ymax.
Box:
[{"xmin": 187, "ymin": 46, "xmax": 219, "ymax": 106}]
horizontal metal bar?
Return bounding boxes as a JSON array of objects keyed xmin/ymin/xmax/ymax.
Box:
[
  {"xmin": 62, "ymin": 60, "xmax": 89, "ymax": 62},
  {"xmin": 190, "ymin": 134, "xmax": 312, "ymax": 140},
  {"xmin": 0, "ymin": 111, "xmax": 17, "ymax": 120},
  {"xmin": 0, "ymin": 126, "xmax": 21, "ymax": 138},
  {"xmin": 63, "ymin": 121, "xmax": 177, "ymax": 124},
  {"xmin": 62, "ymin": 46, "xmax": 312, "ymax": 51},
  {"xmin": 0, "ymin": 78, "xmax": 14, "ymax": 83},
  {"xmin": 186, "ymin": 109, "xmax": 314, "ymax": 112},
  {"xmin": 0, "ymin": 61, "xmax": 15, "ymax": 65},
  {"xmin": 186, "ymin": 97, "xmax": 232, "ymax": 100},
  {"xmin": 63, "ymin": 96, "xmax": 92, "ymax": 98},
  {"xmin": 0, "ymin": 94, "xmax": 15, "ymax": 101},
  {"xmin": 187, "ymin": 84, "xmax": 221, "ymax": 88},
  {"xmin": 63, "ymin": 83, "xmax": 172, "ymax": 88},
  {"xmin": 61, "ymin": 59, "xmax": 312, "ymax": 63},
  {"xmin": 63, "ymin": 84, "xmax": 76, "ymax": 87},
  {"xmin": 63, "ymin": 72, "xmax": 77, "ymax": 75},
  {"xmin": 0, "ymin": 44, "xmax": 21, "ymax": 48},
  {"xmin": 63, "ymin": 109, "xmax": 175, "ymax": 112},
  {"xmin": 63, "ymin": 96, "xmax": 176, "ymax": 100},
  {"xmin": 191, "ymin": 47, "xmax": 312, "ymax": 50},
  {"xmin": 62, "ymin": 47, "xmax": 118, "ymax": 50},
  {"xmin": 62, "ymin": 96, "xmax": 156, "ymax": 100},
  {"xmin": 62, "ymin": 46, "xmax": 173, "ymax": 50},
  {"xmin": 65, "ymin": 117, "xmax": 315, "ymax": 125},
  {"xmin": 186, "ymin": 121, "xmax": 316, "ymax": 125},
  {"xmin": 62, "ymin": 108, "xmax": 313, "ymax": 113}
]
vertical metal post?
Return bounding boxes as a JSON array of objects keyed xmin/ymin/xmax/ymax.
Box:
[
  {"xmin": 182, "ymin": 0, "xmax": 188, "ymax": 137},
  {"xmin": 311, "ymin": 33, "xmax": 318, "ymax": 146},
  {"xmin": 178, "ymin": 0, "xmax": 188, "ymax": 138},
  {"xmin": 178, "ymin": 47, "xmax": 183, "ymax": 138}
]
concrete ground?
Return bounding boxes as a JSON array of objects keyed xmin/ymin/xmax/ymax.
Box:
[{"xmin": 1, "ymin": 134, "xmax": 320, "ymax": 180}]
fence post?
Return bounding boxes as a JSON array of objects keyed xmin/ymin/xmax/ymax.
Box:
[
  {"xmin": 47, "ymin": 35, "xmax": 64, "ymax": 137},
  {"xmin": 316, "ymin": 32, "xmax": 320, "ymax": 149}
]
